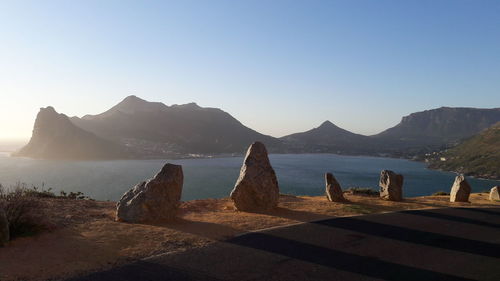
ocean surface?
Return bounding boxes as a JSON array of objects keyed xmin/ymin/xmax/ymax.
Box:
[{"xmin": 0, "ymin": 153, "xmax": 498, "ymax": 201}]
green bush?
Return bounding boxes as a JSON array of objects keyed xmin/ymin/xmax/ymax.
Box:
[
  {"xmin": 346, "ymin": 187, "xmax": 380, "ymax": 196},
  {"xmin": 432, "ymin": 191, "xmax": 449, "ymax": 196}
]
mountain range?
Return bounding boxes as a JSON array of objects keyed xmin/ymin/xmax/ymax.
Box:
[{"xmin": 15, "ymin": 96, "xmax": 500, "ymax": 161}]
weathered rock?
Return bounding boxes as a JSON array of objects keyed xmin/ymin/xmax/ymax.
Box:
[
  {"xmin": 489, "ymin": 186, "xmax": 500, "ymax": 201},
  {"xmin": 116, "ymin": 163, "xmax": 183, "ymax": 222},
  {"xmin": 379, "ymin": 170, "xmax": 404, "ymax": 201},
  {"xmin": 450, "ymin": 174, "xmax": 471, "ymax": 202},
  {"xmin": 0, "ymin": 207, "xmax": 9, "ymax": 246},
  {"xmin": 230, "ymin": 142, "xmax": 279, "ymax": 212},
  {"xmin": 325, "ymin": 173, "xmax": 345, "ymax": 202}
]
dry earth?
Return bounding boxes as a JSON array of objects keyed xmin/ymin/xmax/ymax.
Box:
[{"xmin": 0, "ymin": 193, "xmax": 498, "ymax": 281}]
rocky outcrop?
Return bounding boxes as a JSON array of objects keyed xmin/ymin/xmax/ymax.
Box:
[
  {"xmin": 116, "ymin": 163, "xmax": 183, "ymax": 222},
  {"xmin": 379, "ymin": 170, "xmax": 404, "ymax": 201},
  {"xmin": 489, "ymin": 186, "xmax": 500, "ymax": 201},
  {"xmin": 0, "ymin": 207, "xmax": 9, "ymax": 246},
  {"xmin": 450, "ymin": 175, "xmax": 471, "ymax": 202},
  {"xmin": 14, "ymin": 106, "xmax": 129, "ymax": 160},
  {"xmin": 325, "ymin": 173, "xmax": 345, "ymax": 202},
  {"xmin": 230, "ymin": 142, "xmax": 279, "ymax": 212}
]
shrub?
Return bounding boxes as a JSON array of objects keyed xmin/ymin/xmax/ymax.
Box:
[
  {"xmin": 432, "ymin": 191, "xmax": 450, "ymax": 196},
  {"xmin": 0, "ymin": 183, "xmax": 90, "ymax": 239},
  {"xmin": 346, "ymin": 187, "xmax": 380, "ymax": 196},
  {"xmin": 0, "ymin": 185, "xmax": 46, "ymax": 238}
]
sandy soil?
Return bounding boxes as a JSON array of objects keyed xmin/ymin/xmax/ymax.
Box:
[{"xmin": 0, "ymin": 193, "xmax": 498, "ymax": 281}]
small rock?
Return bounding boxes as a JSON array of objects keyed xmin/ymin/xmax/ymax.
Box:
[
  {"xmin": 379, "ymin": 170, "xmax": 404, "ymax": 201},
  {"xmin": 230, "ymin": 142, "xmax": 279, "ymax": 212},
  {"xmin": 489, "ymin": 186, "xmax": 499, "ymax": 201},
  {"xmin": 116, "ymin": 163, "xmax": 183, "ymax": 222},
  {"xmin": 0, "ymin": 207, "xmax": 9, "ymax": 246},
  {"xmin": 450, "ymin": 175, "xmax": 471, "ymax": 202},
  {"xmin": 325, "ymin": 173, "xmax": 345, "ymax": 202}
]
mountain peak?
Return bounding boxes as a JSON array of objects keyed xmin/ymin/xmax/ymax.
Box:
[
  {"xmin": 172, "ymin": 102, "xmax": 201, "ymax": 110},
  {"xmin": 319, "ymin": 120, "xmax": 335, "ymax": 128},
  {"xmin": 104, "ymin": 95, "xmax": 168, "ymax": 116},
  {"xmin": 122, "ymin": 95, "xmax": 146, "ymax": 103},
  {"xmin": 40, "ymin": 106, "xmax": 58, "ymax": 114}
]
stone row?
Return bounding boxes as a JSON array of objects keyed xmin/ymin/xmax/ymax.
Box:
[{"xmin": 113, "ymin": 142, "xmax": 500, "ymax": 223}]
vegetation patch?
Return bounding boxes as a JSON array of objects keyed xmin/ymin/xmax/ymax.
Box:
[
  {"xmin": 345, "ymin": 187, "xmax": 380, "ymax": 196},
  {"xmin": 0, "ymin": 183, "xmax": 90, "ymax": 239},
  {"xmin": 432, "ymin": 191, "xmax": 450, "ymax": 196}
]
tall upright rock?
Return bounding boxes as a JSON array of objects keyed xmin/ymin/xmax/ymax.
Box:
[
  {"xmin": 230, "ymin": 142, "xmax": 279, "ymax": 212},
  {"xmin": 379, "ymin": 170, "xmax": 404, "ymax": 201},
  {"xmin": 325, "ymin": 173, "xmax": 345, "ymax": 202},
  {"xmin": 0, "ymin": 207, "xmax": 9, "ymax": 246},
  {"xmin": 489, "ymin": 186, "xmax": 499, "ymax": 201},
  {"xmin": 116, "ymin": 163, "xmax": 183, "ymax": 222},
  {"xmin": 449, "ymin": 175, "xmax": 471, "ymax": 202}
]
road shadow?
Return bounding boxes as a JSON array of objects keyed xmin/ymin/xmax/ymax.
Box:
[
  {"xmin": 227, "ymin": 232, "xmax": 474, "ymax": 281},
  {"xmin": 312, "ymin": 214, "xmax": 500, "ymax": 258},
  {"xmin": 402, "ymin": 209, "xmax": 500, "ymax": 228}
]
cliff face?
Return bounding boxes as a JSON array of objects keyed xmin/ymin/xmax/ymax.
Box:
[
  {"xmin": 428, "ymin": 122, "xmax": 500, "ymax": 179},
  {"xmin": 374, "ymin": 107, "xmax": 500, "ymax": 145},
  {"xmin": 14, "ymin": 107, "xmax": 130, "ymax": 160}
]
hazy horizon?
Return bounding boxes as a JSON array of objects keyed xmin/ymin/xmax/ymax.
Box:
[{"xmin": 1, "ymin": 0, "xmax": 499, "ymax": 140}]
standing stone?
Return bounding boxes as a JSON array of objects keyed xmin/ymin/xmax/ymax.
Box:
[
  {"xmin": 450, "ymin": 174, "xmax": 471, "ymax": 202},
  {"xmin": 0, "ymin": 207, "xmax": 9, "ymax": 246},
  {"xmin": 325, "ymin": 173, "xmax": 345, "ymax": 202},
  {"xmin": 116, "ymin": 163, "xmax": 183, "ymax": 222},
  {"xmin": 230, "ymin": 142, "xmax": 279, "ymax": 212},
  {"xmin": 489, "ymin": 186, "xmax": 500, "ymax": 201},
  {"xmin": 379, "ymin": 170, "xmax": 404, "ymax": 201}
]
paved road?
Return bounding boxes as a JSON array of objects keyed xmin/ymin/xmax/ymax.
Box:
[{"xmin": 68, "ymin": 207, "xmax": 500, "ymax": 281}]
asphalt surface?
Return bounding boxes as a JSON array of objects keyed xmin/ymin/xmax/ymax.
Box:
[{"xmin": 68, "ymin": 207, "xmax": 500, "ymax": 281}]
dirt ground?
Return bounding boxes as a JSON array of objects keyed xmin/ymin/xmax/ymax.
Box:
[{"xmin": 0, "ymin": 193, "xmax": 498, "ymax": 281}]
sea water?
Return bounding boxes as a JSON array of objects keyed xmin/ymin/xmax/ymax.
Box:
[{"xmin": 0, "ymin": 153, "xmax": 498, "ymax": 201}]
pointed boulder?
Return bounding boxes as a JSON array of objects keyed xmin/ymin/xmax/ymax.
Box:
[
  {"xmin": 116, "ymin": 163, "xmax": 183, "ymax": 222},
  {"xmin": 325, "ymin": 173, "xmax": 345, "ymax": 202},
  {"xmin": 230, "ymin": 142, "xmax": 279, "ymax": 212},
  {"xmin": 379, "ymin": 170, "xmax": 404, "ymax": 201},
  {"xmin": 450, "ymin": 175, "xmax": 471, "ymax": 202},
  {"xmin": 0, "ymin": 207, "xmax": 9, "ymax": 246},
  {"xmin": 489, "ymin": 186, "xmax": 499, "ymax": 201}
]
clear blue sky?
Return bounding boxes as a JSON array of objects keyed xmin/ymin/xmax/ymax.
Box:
[{"xmin": 1, "ymin": 0, "xmax": 499, "ymax": 140}]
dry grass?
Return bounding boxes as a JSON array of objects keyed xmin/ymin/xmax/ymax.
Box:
[{"xmin": 0, "ymin": 193, "xmax": 498, "ymax": 281}]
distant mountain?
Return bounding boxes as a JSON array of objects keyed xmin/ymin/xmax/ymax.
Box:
[
  {"xmin": 280, "ymin": 121, "xmax": 376, "ymax": 154},
  {"xmin": 14, "ymin": 107, "xmax": 130, "ymax": 160},
  {"xmin": 373, "ymin": 107, "xmax": 500, "ymax": 149},
  {"xmin": 428, "ymin": 122, "xmax": 500, "ymax": 179},
  {"xmin": 70, "ymin": 95, "xmax": 282, "ymax": 157},
  {"xmin": 16, "ymin": 98, "xmax": 500, "ymax": 160}
]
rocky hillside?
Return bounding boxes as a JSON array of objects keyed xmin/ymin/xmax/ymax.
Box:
[
  {"xmin": 428, "ymin": 122, "xmax": 500, "ymax": 179},
  {"xmin": 14, "ymin": 107, "xmax": 130, "ymax": 160},
  {"xmin": 69, "ymin": 95, "xmax": 282, "ymax": 157}
]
